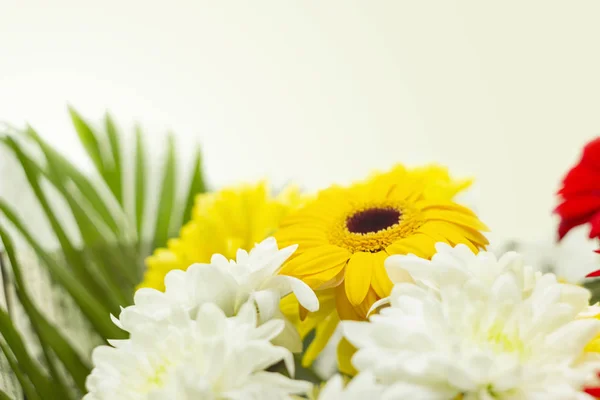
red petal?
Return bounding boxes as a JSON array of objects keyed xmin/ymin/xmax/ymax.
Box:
[
  {"xmin": 559, "ymin": 167, "xmax": 600, "ymax": 195},
  {"xmin": 585, "ymin": 387, "xmax": 600, "ymax": 397},
  {"xmin": 555, "ymin": 197, "xmax": 600, "ymax": 220},
  {"xmin": 557, "ymin": 211, "xmax": 599, "ymax": 240},
  {"xmin": 589, "ymin": 212, "xmax": 600, "ymax": 239},
  {"xmin": 586, "ymin": 269, "xmax": 600, "ymax": 278},
  {"xmin": 581, "ymin": 137, "xmax": 600, "ymax": 169},
  {"xmin": 555, "ymin": 137, "xmax": 600, "ymax": 242}
]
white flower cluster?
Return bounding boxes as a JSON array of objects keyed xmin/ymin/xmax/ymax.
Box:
[
  {"xmin": 85, "ymin": 238, "xmax": 318, "ymax": 400},
  {"xmin": 85, "ymin": 240, "xmax": 600, "ymax": 400},
  {"xmin": 341, "ymin": 243, "xmax": 600, "ymax": 400}
]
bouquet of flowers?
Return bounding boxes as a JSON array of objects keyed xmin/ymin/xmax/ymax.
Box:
[{"xmin": 1, "ymin": 111, "xmax": 600, "ymax": 399}]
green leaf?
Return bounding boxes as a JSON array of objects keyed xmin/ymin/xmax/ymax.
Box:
[
  {"xmin": 134, "ymin": 125, "xmax": 147, "ymax": 242},
  {"xmin": 0, "ymin": 341, "xmax": 41, "ymax": 400},
  {"xmin": 584, "ymin": 278, "xmax": 600, "ymax": 304},
  {"xmin": 0, "ymin": 309, "xmax": 56, "ymax": 398},
  {"xmin": 68, "ymin": 106, "xmax": 105, "ymax": 175},
  {"xmin": 181, "ymin": 146, "xmax": 206, "ymax": 226},
  {"xmin": 0, "ymin": 224, "xmax": 91, "ymax": 392},
  {"xmin": 152, "ymin": 134, "xmax": 177, "ymax": 249},
  {"xmin": 69, "ymin": 107, "xmax": 124, "ymax": 218},
  {"xmin": 0, "ymin": 201, "xmax": 126, "ymax": 340},
  {"xmin": 25, "ymin": 126, "xmax": 121, "ymax": 236},
  {"xmin": 0, "ymin": 137, "xmax": 118, "ymax": 312},
  {"xmin": 104, "ymin": 113, "xmax": 123, "ymax": 205},
  {"xmin": 0, "ymin": 388, "xmax": 18, "ymax": 400},
  {"xmin": 40, "ymin": 138, "xmax": 137, "ymax": 294}
]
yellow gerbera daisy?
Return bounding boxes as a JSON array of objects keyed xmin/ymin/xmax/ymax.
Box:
[
  {"xmin": 139, "ymin": 181, "xmax": 303, "ymax": 290},
  {"xmin": 275, "ymin": 164, "xmax": 489, "ymax": 368}
]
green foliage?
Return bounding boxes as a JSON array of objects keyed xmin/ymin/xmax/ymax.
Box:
[
  {"xmin": 584, "ymin": 278, "xmax": 600, "ymax": 304},
  {"xmin": 0, "ymin": 109, "xmax": 207, "ymax": 398}
]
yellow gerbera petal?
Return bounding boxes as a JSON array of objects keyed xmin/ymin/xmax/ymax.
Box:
[
  {"xmin": 419, "ymin": 221, "xmax": 479, "ymax": 252},
  {"xmin": 371, "ymin": 252, "xmax": 395, "ymax": 298},
  {"xmin": 421, "ymin": 208, "xmax": 489, "ymax": 232},
  {"xmin": 417, "ymin": 199, "xmax": 478, "ymax": 216},
  {"xmin": 275, "ymin": 227, "xmax": 329, "ymax": 250},
  {"xmin": 344, "ymin": 252, "xmax": 376, "ymax": 306},
  {"xmin": 303, "ymin": 268, "xmax": 345, "ymax": 291},
  {"xmin": 355, "ymin": 288, "xmax": 379, "ymax": 319},
  {"xmin": 386, "ymin": 233, "xmax": 437, "ymax": 258},
  {"xmin": 280, "ymin": 245, "xmax": 350, "ymax": 278},
  {"xmin": 337, "ymin": 337, "xmax": 358, "ymax": 376},
  {"xmin": 139, "ymin": 182, "xmax": 301, "ymax": 290},
  {"xmin": 302, "ymin": 311, "xmax": 340, "ymax": 368},
  {"xmin": 335, "ymin": 283, "xmax": 364, "ymax": 321}
]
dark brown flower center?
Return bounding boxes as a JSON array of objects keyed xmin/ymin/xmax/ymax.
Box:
[{"xmin": 346, "ymin": 207, "xmax": 401, "ymax": 234}]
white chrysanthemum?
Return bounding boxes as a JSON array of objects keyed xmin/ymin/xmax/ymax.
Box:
[
  {"xmin": 384, "ymin": 243, "xmax": 593, "ymax": 318},
  {"xmin": 315, "ymin": 373, "xmax": 383, "ymax": 399},
  {"xmin": 386, "ymin": 242, "xmax": 542, "ymax": 296},
  {"xmin": 117, "ymin": 237, "xmax": 318, "ymax": 351},
  {"xmin": 344, "ymin": 245, "xmax": 600, "ymax": 400},
  {"xmin": 85, "ymin": 302, "xmax": 311, "ymax": 400}
]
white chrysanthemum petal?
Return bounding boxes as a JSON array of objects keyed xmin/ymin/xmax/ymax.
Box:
[
  {"xmin": 242, "ymin": 371, "xmax": 312, "ymax": 394},
  {"xmin": 195, "ymin": 302, "xmax": 227, "ymax": 336},
  {"xmin": 263, "ymin": 275, "xmax": 319, "ymax": 312},
  {"xmin": 349, "ymin": 244, "xmax": 600, "ymax": 398},
  {"xmin": 318, "ymin": 374, "xmax": 344, "ymax": 398},
  {"xmin": 385, "ymin": 254, "xmax": 435, "ymax": 285},
  {"xmin": 251, "ymin": 289, "xmax": 281, "ymax": 323},
  {"xmin": 236, "ymin": 248, "xmax": 250, "ymax": 264},
  {"xmin": 344, "ymin": 320, "xmax": 385, "ymax": 351},
  {"xmin": 318, "ymin": 373, "xmax": 384, "ymax": 400},
  {"xmin": 109, "ymin": 312, "xmax": 123, "ymax": 329},
  {"xmin": 580, "ymin": 304, "xmax": 600, "ymax": 318},
  {"xmin": 86, "ymin": 301, "xmax": 309, "ymax": 399},
  {"xmin": 114, "ymin": 237, "xmax": 316, "ymax": 354},
  {"xmin": 250, "ymin": 318, "xmax": 285, "ymax": 342},
  {"xmin": 382, "ymin": 381, "xmax": 453, "ymax": 400},
  {"xmin": 210, "ymin": 253, "xmax": 230, "ymax": 266},
  {"xmin": 271, "ymin": 315, "xmax": 303, "ymax": 353},
  {"xmin": 545, "ymin": 319, "xmax": 600, "ymax": 356}
]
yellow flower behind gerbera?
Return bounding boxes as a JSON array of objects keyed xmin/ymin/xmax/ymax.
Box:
[
  {"xmin": 275, "ymin": 164, "xmax": 489, "ymax": 368},
  {"xmin": 139, "ymin": 181, "xmax": 303, "ymax": 291}
]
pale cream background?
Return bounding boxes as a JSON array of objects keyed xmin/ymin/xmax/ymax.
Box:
[{"xmin": 1, "ymin": 0, "xmax": 600, "ymax": 244}]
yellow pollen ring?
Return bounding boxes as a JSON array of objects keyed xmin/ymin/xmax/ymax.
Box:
[{"xmin": 328, "ymin": 202, "xmax": 423, "ymax": 253}]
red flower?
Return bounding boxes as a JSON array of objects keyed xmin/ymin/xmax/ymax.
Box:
[
  {"xmin": 555, "ymin": 137, "xmax": 600, "ymax": 250},
  {"xmin": 585, "ymin": 371, "xmax": 600, "ymax": 398},
  {"xmin": 587, "ymin": 269, "xmax": 600, "ymax": 278},
  {"xmin": 585, "ymin": 385, "xmax": 600, "ymax": 397}
]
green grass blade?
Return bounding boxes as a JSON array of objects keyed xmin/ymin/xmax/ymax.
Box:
[
  {"xmin": 25, "ymin": 126, "xmax": 121, "ymax": 236},
  {"xmin": 134, "ymin": 125, "xmax": 147, "ymax": 242},
  {"xmin": 0, "ymin": 309, "xmax": 56, "ymax": 398},
  {"xmin": 69, "ymin": 107, "xmax": 123, "ymax": 218},
  {"xmin": 60, "ymin": 196, "xmax": 136, "ymax": 296},
  {"xmin": 104, "ymin": 113, "xmax": 123, "ymax": 205},
  {"xmin": 181, "ymin": 146, "xmax": 206, "ymax": 226},
  {"xmin": 1, "ymin": 137, "xmax": 112, "ymax": 309},
  {"xmin": 68, "ymin": 106, "xmax": 104, "ymax": 175},
  {"xmin": 0, "ymin": 225, "xmax": 90, "ymax": 392},
  {"xmin": 0, "ymin": 342, "xmax": 41, "ymax": 400},
  {"xmin": 0, "ymin": 202, "xmax": 125, "ymax": 340},
  {"xmin": 0, "ymin": 388, "xmax": 17, "ymax": 400},
  {"xmin": 152, "ymin": 134, "xmax": 177, "ymax": 249},
  {"xmin": 40, "ymin": 138, "xmax": 138, "ymax": 292}
]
